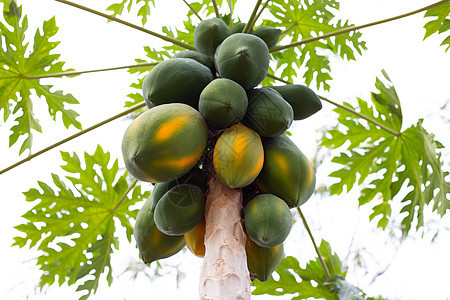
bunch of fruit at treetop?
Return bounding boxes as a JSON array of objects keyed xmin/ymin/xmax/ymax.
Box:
[{"xmin": 122, "ymin": 17, "xmax": 322, "ymax": 282}]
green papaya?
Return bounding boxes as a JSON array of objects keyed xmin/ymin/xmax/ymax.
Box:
[
  {"xmin": 230, "ymin": 22, "xmax": 252, "ymax": 34},
  {"xmin": 154, "ymin": 184, "xmax": 206, "ymax": 236},
  {"xmin": 256, "ymin": 135, "xmax": 316, "ymax": 207},
  {"xmin": 150, "ymin": 166, "xmax": 207, "ymax": 212},
  {"xmin": 172, "ymin": 50, "xmax": 216, "ymax": 74},
  {"xmin": 215, "ymin": 33, "xmax": 269, "ymax": 90},
  {"xmin": 122, "ymin": 103, "xmax": 208, "ymax": 183},
  {"xmin": 134, "ymin": 197, "xmax": 185, "ymax": 264},
  {"xmin": 246, "ymin": 237, "xmax": 284, "ymax": 282},
  {"xmin": 199, "ymin": 78, "xmax": 248, "ymax": 129},
  {"xmin": 142, "ymin": 58, "xmax": 213, "ymax": 108},
  {"xmin": 213, "ymin": 124, "xmax": 264, "ymax": 188},
  {"xmin": 252, "ymin": 26, "xmax": 282, "ymax": 49},
  {"xmin": 194, "ymin": 18, "xmax": 231, "ymax": 57},
  {"xmin": 243, "ymin": 87, "xmax": 293, "ymax": 137},
  {"xmin": 270, "ymin": 84, "xmax": 322, "ymax": 120},
  {"xmin": 244, "ymin": 194, "xmax": 292, "ymax": 248}
]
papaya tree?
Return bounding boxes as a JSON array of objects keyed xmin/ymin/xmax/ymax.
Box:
[{"xmin": 1, "ymin": 0, "xmax": 449, "ymax": 299}]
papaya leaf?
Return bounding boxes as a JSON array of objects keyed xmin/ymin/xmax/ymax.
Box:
[
  {"xmin": 321, "ymin": 71, "xmax": 450, "ymax": 233},
  {"xmin": 423, "ymin": 2, "xmax": 450, "ymax": 52},
  {"xmin": 12, "ymin": 145, "xmax": 150, "ymax": 299},
  {"xmin": 106, "ymin": 0, "xmax": 155, "ymax": 25},
  {"xmin": 0, "ymin": 0, "xmax": 81, "ymax": 155},
  {"xmin": 265, "ymin": 0, "xmax": 366, "ymax": 90}
]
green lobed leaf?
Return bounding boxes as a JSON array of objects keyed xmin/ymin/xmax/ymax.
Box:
[
  {"xmin": 106, "ymin": 0, "xmax": 155, "ymax": 25},
  {"xmin": 266, "ymin": 0, "xmax": 367, "ymax": 90},
  {"xmin": 321, "ymin": 71, "xmax": 450, "ymax": 232},
  {"xmin": 13, "ymin": 145, "xmax": 150, "ymax": 299},
  {"xmin": 0, "ymin": 1, "xmax": 81, "ymax": 155},
  {"xmin": 423, "ymin": 3, "xmax": 450, "ymax": 52}
]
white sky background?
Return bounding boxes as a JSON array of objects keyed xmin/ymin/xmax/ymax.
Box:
[{"xmin": 1, "ymin": 0, "xmax": 449, "ymax": 299}]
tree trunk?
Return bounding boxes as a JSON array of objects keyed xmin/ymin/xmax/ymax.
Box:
[{"xmin": 199, "ymin": 173, "xmax": 251, "ymax": 300}]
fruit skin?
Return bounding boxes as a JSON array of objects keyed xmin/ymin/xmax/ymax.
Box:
[
  {"xmin": 122, "ymin": 103, "xmax": 208, "ymax": 183},
  {"xmin": 154, "ymin": 184, "xmax": 206, "ymax": 236},
  {"xmin": 215, "ymin": 33, "xmax": 269, "ymax": 90},
  {"xmin": 194, "ymin": 18, "xmax": 231, "ymax": 57},
  {"xmin": 252, "ymin": 26, "xmax": 282, "ymax": 49},
  {"xmin": 199, "ymin": 78, "xmax": 248, "ymax": 129},
  {"xmin": 230, "ymin": 22, "xmax": 253, "ymax": 34},
  {"xmin": 213, "ymin": 124, "xmax": 264, "ymax": 188},
  {"xmin": 134, "ymin": 197, "xmax": 186, "ymax": 264},
  {"xmin": 244, "ymin": 194, "xmax": 293, "ymax": 248},
  {"xmin": 243, "ymin": 87, "xmax": 293, "ymax": 137},
  {"xmin": 256, "ymin": 135, "xmax": 316, "ymax": 207},
  {"xmin": 142, "ymin": 58, "xmax": 213, "ymax": 108},
  {"xmin": 185, "ymin": 217, "xmax": 206, "ymax": 257},
  {"xmin": 150, "ymin": 166, "xmax": 207, "ymax": 212},
  {"xmin": 172, "ymin": 50, "xmax": 216, "ymax": 74},
  {"xmin": 246, "ymin": 237, "xmax": 284, "ymax": 282},
  {"xmin": 270, "ymin": 84, "xmax": 322, "ymax": 120}
]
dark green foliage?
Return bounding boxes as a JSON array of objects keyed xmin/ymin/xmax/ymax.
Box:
[
  {"xmin": 271, "ymin": 84, "xmax": 322, "ymax": 120},
  {"xmin": 142, "ymin": 58, "xmax": 213, "ymax": 108},
  {"xmin": 199, "ymin": 78, "xmax": 248, "ymax": 129},
  {"xmin": 13, "ymin": 146, "xmax": 149, "ymax": 299},
  {"xmin": 154, "ymin": 184, "xmax": 206, "ymax": 236},
  {"xmin": 194, "ymin": 17, "xmax": 231, "ymax": 56},
  {"xmin": 252, "ymin": 26, "xmax": 282, "ymax": 48},
  {"xmin": 134, "ymin": 196, "xmax": 186, "ymax": 264},
  {"xmin": 244, "ymin": 194, "xmax": 293, "ymax": 248},
  {"xmin": 243, "ymin": 87, "xmax": 293, "ymax": 137},
  {"xmin": 215, "ymin": 33, "xmax": 270, "ymax": 90},
  {"xmin": 321, "ymin": 71, "xmax": 450, "ymax": 232}
]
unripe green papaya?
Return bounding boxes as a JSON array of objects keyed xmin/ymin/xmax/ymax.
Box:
[
  {"xmin": 172, "ymin": 50, "xmax": 216, "ymax": 74},
  {"xmin": 256, "ymin": 135, "xmax": 316, "ymax": 207},
  {"xmin": 243, "ymin": 87, "xmax": 293, "ymax": 137},
  {"xmin": 215, "ymin": 33, "xmax": 269, "ymax": 90},
  {"xmin": 230, "ymin": 22, "xmax": 253, "ymax": 34},
  {"xmin": 150, "ymin": 166, "xmax": 207, "ymax": 212},
  {"xmin": 246, "ymin": 237, "xmax": 284, "ymax": 282},
  {"xmin": 122, "ymin": 103, "xmax": 208, "ymax": 183},
  {"xmin": 185, "ymin": 217, "xmax": 206, "ymax": 257},
  {"xmin": 199, "ymin": 78, "xmax": 248, "ymax": 129},
  {"xmin": 244, "ymin": 194, "xmax": 293, "ymax": 248},
  {"xmin": 154, "ymin": 184, "xmax": 206, "ymax": 236},
  {"xmin": 252, "ymin": 26, "xmax": 282, "ymax": 49},
  {"xmin": 213, "ymin": 124, "xmax": 264, "ymax": 188},
  {"xmin": 270, "ymin": 84, "xmax": 322, "ymax": 120},
  {"xmin": 142, "ymin": 58, "xmax": 213, "ymax": 108},
  {"xmin": 134, "ymin": 197, "xmax": 185, "ymax": 264},
  {"xmin": 194, "ymin": 18, "xmax": 231, "ymax": 57}
]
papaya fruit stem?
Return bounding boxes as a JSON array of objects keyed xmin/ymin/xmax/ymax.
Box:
[
  {"xmin": 23, "ymin": 62, "xmax": 160, "ymax": 80},
  {"xmin": 0, "ymin": 102, "xmax": 146, "ymax": 176},
  {"xmin": 243, "ymin": 0, "xmax": 263, "ymax": 33},
  {"xmin": 269, "ymin": 0, "xmax": 450, "ymax": 53},
  {"xmin": 266, "ymin": 73, "xmax": 402, "ymax": 136},
  {"xmin": 199, "ymin": 172, "xmax": 250, "ymax": 299},
  {"xmin": 183, "ymin": 0, "xmax": 203, "ymax": 21},
  {"xmin": 211, "ymin": 0, "xmax": 220, "ymax": 18},
  {"xmin": 297, "ymin": 207, "xmax": 333, "ymax": 280},
  {"xmin": 54, "ymin": 0, "xmax": 196, "ymax": 51}
]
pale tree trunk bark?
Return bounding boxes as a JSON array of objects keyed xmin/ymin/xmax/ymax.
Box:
[{"xmin": 199, "ymin": 173, "xmax": 251, "ymax": 300}]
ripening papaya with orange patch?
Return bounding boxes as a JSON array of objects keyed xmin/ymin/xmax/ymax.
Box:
[
  {"xmin": 122, "ymin": 103, "xmax": 208, "ymax": 183},
  {"xmin": 213, "ymin": 124, "xmax": 264, "ymax": 188}
]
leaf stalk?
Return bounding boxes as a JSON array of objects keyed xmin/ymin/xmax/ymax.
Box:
[
  {"xmin": 243, "ymin": 0, "xmax": 263, "ymax": 33},
  {"xmin": 54, "ymin": 0, "xmax": 196, "ymax": 50},
  {"xmin": 0, "ymin": 102, "xmax": 146, "ymax": 176},
  {"xmin": 183, "ymin": 0, "xmax": 202, "ymax": 21},
  {"xmin": 270, "ymin": 0, "xmax": 450, "ymax": 53},
  {"xmin": 211, "ymin": 0, "xmax": 220, "ymax": 18}
]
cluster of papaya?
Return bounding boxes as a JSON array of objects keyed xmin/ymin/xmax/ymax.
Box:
[{"xmin": 122, "ymin": 17, "xmax": 321, "ymax": 282}]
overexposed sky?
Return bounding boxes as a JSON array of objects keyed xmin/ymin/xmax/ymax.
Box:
[{"xmin": 1, "ymin": 0, "xmax": 449, "ymax": 299}]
